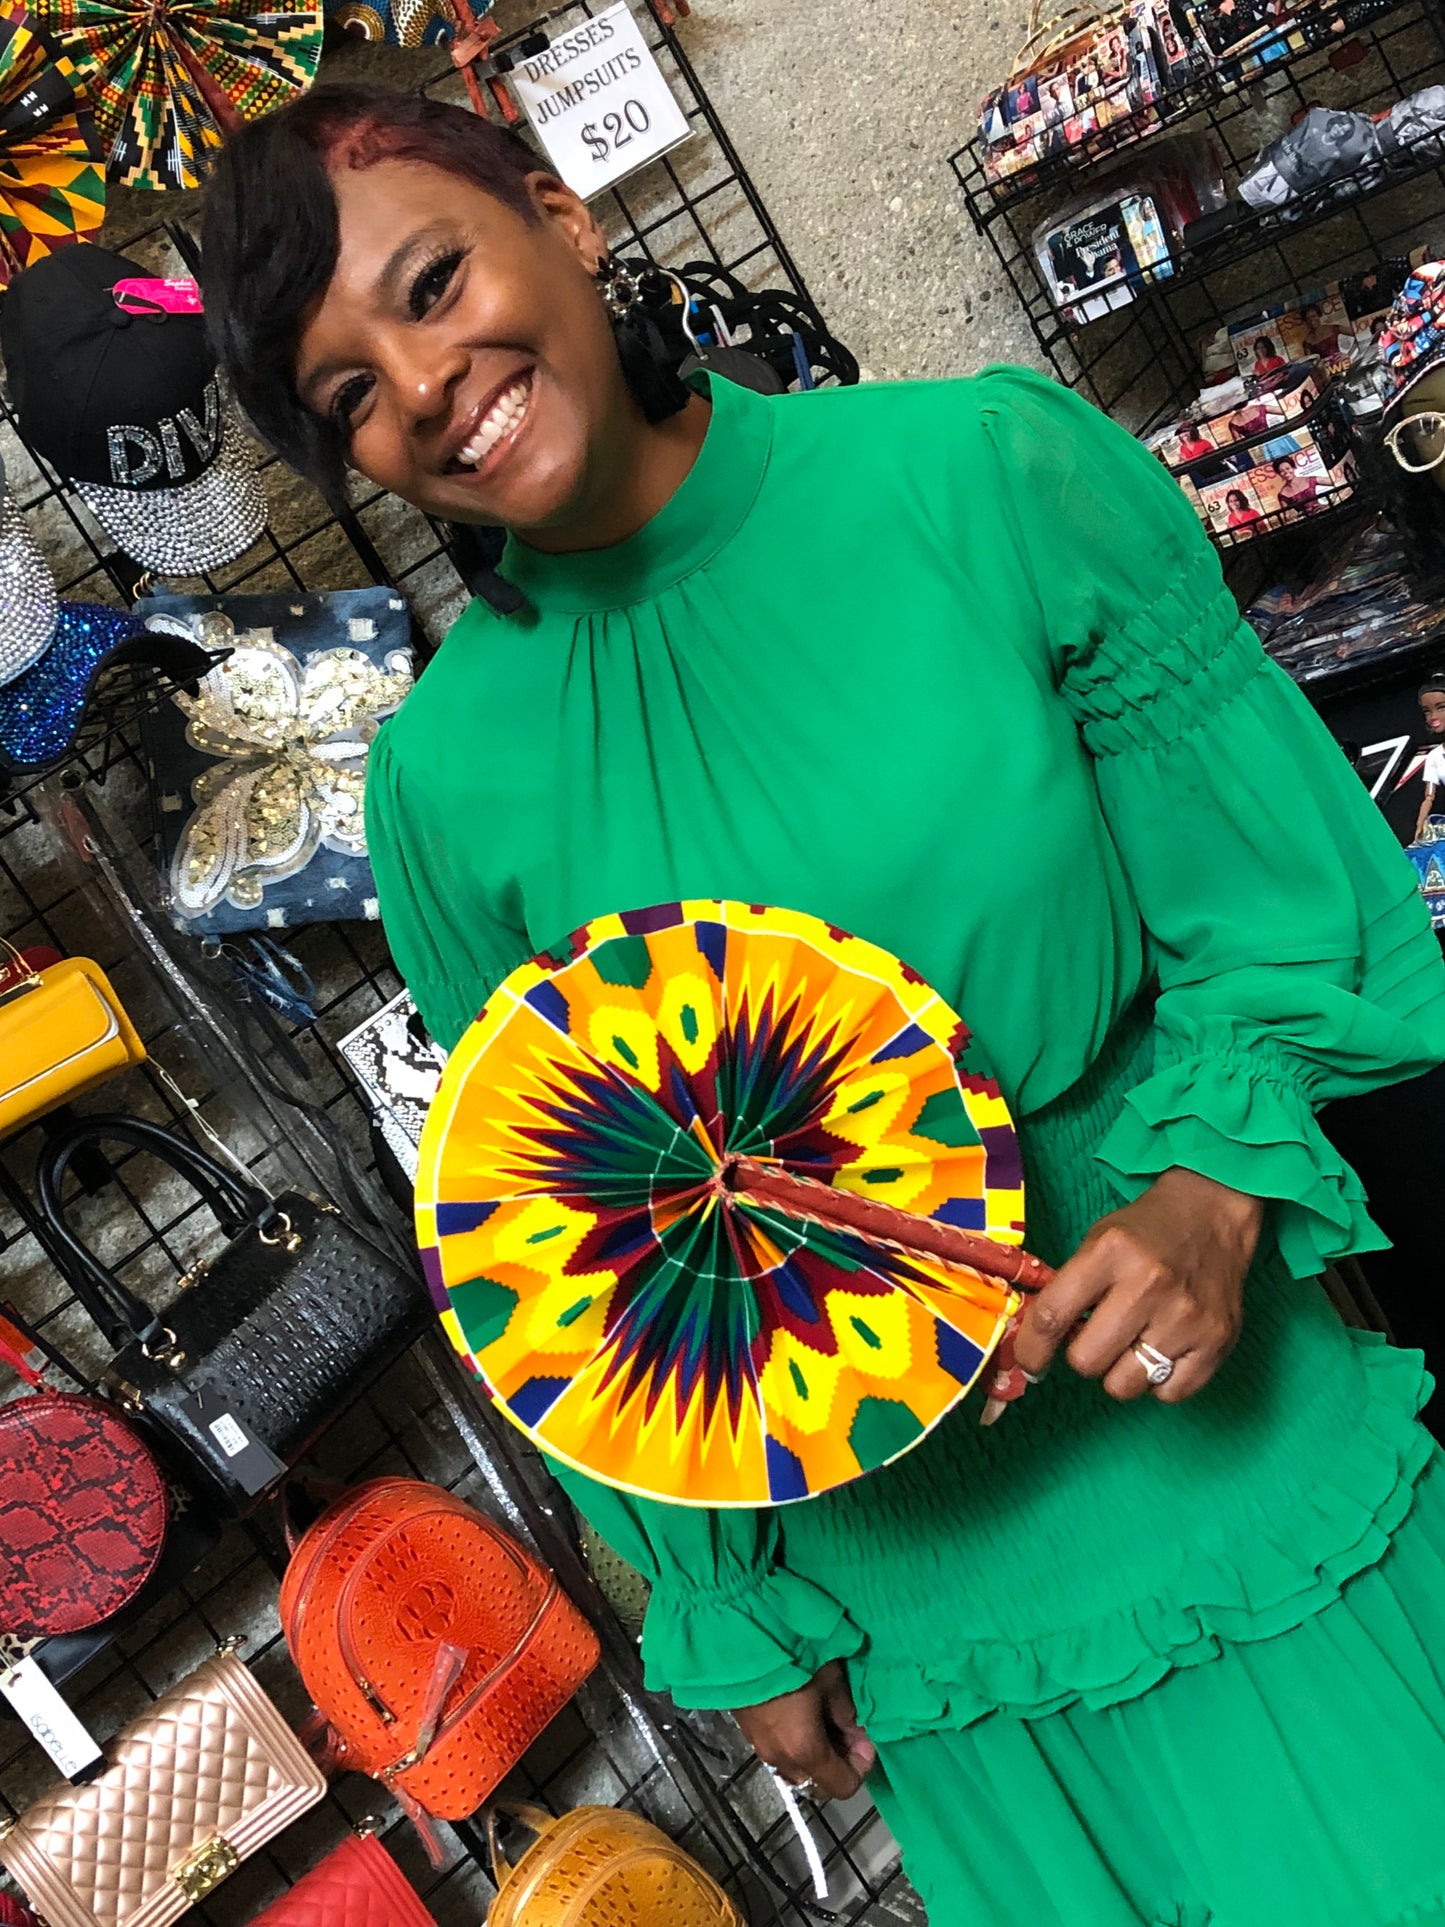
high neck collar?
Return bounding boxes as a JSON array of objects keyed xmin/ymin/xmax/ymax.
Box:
[{"xmin": 499, "ymin": 372, "xmax": 775, "ymax": 614}]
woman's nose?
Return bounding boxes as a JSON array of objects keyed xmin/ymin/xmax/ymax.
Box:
[{"xmin": 382, "ymin": 331, "xmax": 469, "ymax": 432}]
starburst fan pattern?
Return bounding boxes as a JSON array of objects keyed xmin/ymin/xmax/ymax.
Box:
[{"xmin": 417, "ymin": 901, "xmax": 1028, "ymax": 1506}]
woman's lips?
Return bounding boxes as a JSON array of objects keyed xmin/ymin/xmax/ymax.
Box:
[{"xmin": 445, "ymin": 369, "xmax": 535, "ymax": 480}]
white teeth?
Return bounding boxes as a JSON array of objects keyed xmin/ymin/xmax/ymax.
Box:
[{"xmin": 456, "ymin": 376, "xmax": 531, "ymax": 469}]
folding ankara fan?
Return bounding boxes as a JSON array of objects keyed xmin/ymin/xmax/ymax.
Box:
[{"xmin": 416, "ymin": 901, "xmax": 1051, "ymax": 1506}]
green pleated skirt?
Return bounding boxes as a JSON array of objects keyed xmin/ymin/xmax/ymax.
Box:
[{"xmin": 869, "ymin": 1445, "xmax": 1445, "ymax": 1927}]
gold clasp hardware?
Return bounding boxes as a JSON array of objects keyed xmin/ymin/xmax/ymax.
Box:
[
  {"xmin": 357, "ymin": 1677, "xmax": 396, "ymax": 1725},
  {"xmin": 258, "ymin": 1211, "xmax": 302, "ymax": 1255},
  {"xmin": 379, "ymin": 1744, "xmax": 424, "ymax": 1786},
  {"xmin": 173, "ymin": 1835, "xmax": 238, "ymax": 1901},
  {"xmin": 139, "ymin": 1326, "xmax": 186, "ymax": 1370},
  {"xmin": 176, "ymin": 1256, "xmax": 211, "ymax": 1291}
]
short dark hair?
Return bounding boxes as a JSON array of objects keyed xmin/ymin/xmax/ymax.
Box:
[
  {"xmin": 1254, "ymin": 336, "xmax": 1276, "ymax": 354},
  {"xmin": 1420, "ymin": 674, "xmax": 1445, "ymax": 697},
  {"xmin": 200, "ymin": 85, "xmax": 541, "ymax": 502}
]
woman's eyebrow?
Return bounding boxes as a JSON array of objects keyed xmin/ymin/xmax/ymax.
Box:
[{"xmin": 296, "ymin": 223, "xmax": 456, "ymax": 406}]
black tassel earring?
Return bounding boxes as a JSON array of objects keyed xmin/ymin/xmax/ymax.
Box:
[{"xmin": 596, "ymin": 256, "xmax": 692, "ymax": 423}]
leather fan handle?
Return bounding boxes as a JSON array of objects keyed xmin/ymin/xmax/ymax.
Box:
[
  {"xmin": 486, "ymin": 1800, "xmax": 558, "ymax": 1886},
  {"xmin": 719, "ymin": 1156, "xmax": 1054, "ymax": 1292}
]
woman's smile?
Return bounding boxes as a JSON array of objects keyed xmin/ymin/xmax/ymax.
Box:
[{"xmin": 443, "ymin": 366, "xmax": 536, "ymax": 478}]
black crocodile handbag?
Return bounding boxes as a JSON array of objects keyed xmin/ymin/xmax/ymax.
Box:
[{"xmin": 34, "ymin": 1115, "xmax": 430, "ymax": 1514}]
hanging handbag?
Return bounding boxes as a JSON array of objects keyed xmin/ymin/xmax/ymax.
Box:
[
  {"xmin": 0, "ymin": 1647, "xmax": 327, "ymax": 1927},
  {"xmin": 485, "ymin": 1803, "xmax": 744, "ymax": 1927},
  {"xmin": 0, "ymin": 1390, "xmax": 167, "ymax": 1639},
  {"xmin": 279, "ymin": 1478, "xmax": 600, "ymax": 1826},
  {"xmin": 33, "ymin": 1114, "xmax": 431, "ymax": 1516},
  {"xmin": 249, "ymin": 1833, "xmax": 436, "ymax": 1927},
  {"xmin": 0, "ymin": 941, "xmax": 145, "ymax": 1141}
]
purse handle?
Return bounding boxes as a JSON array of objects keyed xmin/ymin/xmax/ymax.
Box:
[
  {"xmin": 0, "ymin": 936, "xmax": 42, "ymax": 1002},
  {"xmin": 485, "ymin": 1800, "xmax": 559, "ymax": 1887},
  {"xmin": 33, "ymin": 1113, "xmax": 280, "ymax": 1350}
]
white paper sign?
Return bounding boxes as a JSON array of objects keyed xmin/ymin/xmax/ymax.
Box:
[{"xmin": 512, "ymin": 3, "xmax": 691, "ymax": 199}]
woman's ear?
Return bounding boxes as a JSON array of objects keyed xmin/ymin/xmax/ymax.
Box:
[{"xmin": 527, "ymin": 171, "xmax": 609, "ymax": 273}]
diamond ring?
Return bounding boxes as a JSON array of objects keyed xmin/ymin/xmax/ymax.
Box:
[{"xmin": 1132, "ymin": 1340, "xmax": 1175, "ymax": 1388}]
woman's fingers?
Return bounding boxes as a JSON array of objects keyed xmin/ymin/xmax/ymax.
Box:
[
  {"xmin": 1013, "ymin": 1211, "xmax": 1244, "ymax": 1401},
  {"xmin": 819, "ymin": 1659, "xmax": 876, "ymax": 1778},
  {"xmin": 1011, "ymin": 1230, "xmax": 1119, "ymax": 1380},
  {"xmin": 732, "ymin": 1665, "xmax": 868, "ymax": 1802}
]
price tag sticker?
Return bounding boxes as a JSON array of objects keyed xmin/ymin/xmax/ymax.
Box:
[
  {"xmin": 0, "ymin": 1659, "xmax": 104, "ymax": 1781},
  {"xmin": 209, "ymin": 1412, "xmax": 249, "ymax": 1458},
  {"xmin": 511, "ymin": 2, "xmax": 691, "ymax": 199}
]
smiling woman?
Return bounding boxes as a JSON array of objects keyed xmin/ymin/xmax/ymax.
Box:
[
  {"xmin": 199, "ymin": 85, "xmax": 1445, "ymax": 1927},
  {"xmin": 200, "ymin": 85, "xmax": 707, "ymax": 547}
]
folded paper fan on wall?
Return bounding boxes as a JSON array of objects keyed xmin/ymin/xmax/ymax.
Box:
[
  {"xmin": 323, "ymin": 0, "xmax": 456, "ymax": 47},
  {"xmin": 0, "ymin": 0, "xmax": 105, "ymax": 289},
  {"xmin": 416, "ymin": 900, "xmax": 1052, "ymax": 1508},
  {"xmin": 30, "ymin": 0, "xmax": 322, "ymax": 191}
]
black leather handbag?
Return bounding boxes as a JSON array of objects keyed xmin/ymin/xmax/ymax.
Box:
[{"xmin": 34, "ymin": 1115, "xmax": 431, "ymax": 1515}]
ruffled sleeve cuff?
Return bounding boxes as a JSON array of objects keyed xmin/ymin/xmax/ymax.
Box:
[
  {"xmin": 1096, "ymin": 1047, "xmax": 1387, "ymax": 1282},
  {"xmin": 641, "ymin": 1566, "xmax": 865, "ymax": 1710}
]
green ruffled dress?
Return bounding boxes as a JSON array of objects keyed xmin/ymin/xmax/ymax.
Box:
[{"xmin": 366, "ymin": 366, "xmax": 1445, "ymax": 1924}]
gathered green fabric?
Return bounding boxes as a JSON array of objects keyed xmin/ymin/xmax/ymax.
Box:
[
  {"xmin": 873, "ymin": 1451, "xmax": 1445, "ymax": 1925},
  {"xmin": 366, "ymin": 364, "xmax": 1445, "ymax": 1737}
]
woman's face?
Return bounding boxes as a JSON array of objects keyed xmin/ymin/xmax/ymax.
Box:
[
  {"xmin": 294, "ymin": 157, "xmax": 622, "ymax": 529},
  {"xmin": 1421, "ymin": 689, "xmax": 1445, "ymax": 735}
]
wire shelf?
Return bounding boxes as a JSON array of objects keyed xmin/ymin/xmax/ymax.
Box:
[
  {"xmin": 967, "ymin": 0, "xmax": 1409, "ymax": 216},
  {"xmin": 950, "ymin": 0, "xmax": 1445, "ymax": 453},
  {"xmin": 0, "ymin": 4, "xmax": 911, "ymax": 1921}
]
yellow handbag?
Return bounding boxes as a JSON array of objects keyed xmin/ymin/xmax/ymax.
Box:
[
  {"xmin": 486, "ymin": 1803, "xmax": 744, "ymax": 1927},
  {"xmin": 0, "ymin": 941, "xmax": 146, "ymax": 1139}
]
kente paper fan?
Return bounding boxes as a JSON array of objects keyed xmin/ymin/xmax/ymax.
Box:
[
  {"xmin": 0, "ymin": 0, "xmax": 105, "ymax": 290},
  {"xmin": 30, "ymin": 0, "xmax": 323, "ymax": 191},
  {"xmin": 416, "ymin": 901, "xmax": 1050, "ymax": 1508}
]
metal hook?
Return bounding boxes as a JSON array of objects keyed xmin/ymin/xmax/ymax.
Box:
[{"xmin": 659, "ymin": 269, "xmax": 702, "ymax": 353}]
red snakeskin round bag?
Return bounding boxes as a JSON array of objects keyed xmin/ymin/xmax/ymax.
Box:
[{"xmin": 0, "ymin": 1390, "xmax": 167, "ymax": 1638}]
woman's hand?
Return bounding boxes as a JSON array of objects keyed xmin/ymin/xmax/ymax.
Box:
[
  {"xmin": 1012, "ymin": 1167, "xmax": 1262, "ymax": 1403},
  {"xmin": 732, "ymin": 1660, "xmax": 876, "ymax": 1802}
]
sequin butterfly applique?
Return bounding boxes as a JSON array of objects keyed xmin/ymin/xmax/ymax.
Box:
[{"xmin": 146, "ymin": 610, "xmax": 412, "ymax": 919}]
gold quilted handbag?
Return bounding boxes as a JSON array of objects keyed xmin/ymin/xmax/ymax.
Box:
[
  {"xmin": 486, "ymin": 1801, "xmax": 744, "ymax": 1927},
  {"xmin": 0, "ymin": 1649, "xmax": 326, "ymax": 1927}
]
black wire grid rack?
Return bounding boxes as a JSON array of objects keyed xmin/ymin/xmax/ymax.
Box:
[
  {"xmin": 0, "ymin": 5, "xmax": 922, "ymax": 1921},
  {"xmin": 951, "ymin": 0, "xmax": 1445, "ymax": 442}
]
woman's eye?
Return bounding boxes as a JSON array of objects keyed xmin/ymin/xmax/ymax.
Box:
[
  {"xmin": 331, "ymin": 374, "xmax": 374, "ymax": 429},
  {"xmin": 410, "ymin": 250, "xmax": 464, "ymax": 320}
]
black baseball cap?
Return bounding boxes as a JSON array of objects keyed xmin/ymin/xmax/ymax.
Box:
[{"xmin": 1, "ymin": 245, "xmax": 266, "ymax": 573}]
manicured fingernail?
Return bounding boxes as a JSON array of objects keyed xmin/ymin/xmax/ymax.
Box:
[{"xmin": 980, "ymin": 1398, "xmax": 1007, "ymax": 1426}]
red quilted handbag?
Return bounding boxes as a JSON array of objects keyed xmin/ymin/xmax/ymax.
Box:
[
  {"xmin": 249, "ymin": 1834, "xmax": 434, "ymax": 1926},
  {"xmin": 280, "ymin": 1479, "xmax": 600, "ymax": 1827},
  {"xmin": 0, "ymin": 1390, "xmax": 167, "ymax": 1638}
]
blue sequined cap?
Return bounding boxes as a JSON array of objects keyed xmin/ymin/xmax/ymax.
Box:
[{"xmin": 0, "ymin": 600, "xmax": 150, "ymax": 772}]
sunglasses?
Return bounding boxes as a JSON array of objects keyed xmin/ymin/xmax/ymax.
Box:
[{"xmin": 1385, "ymin": 409, "xmax": 1445, "ymax": 473}]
